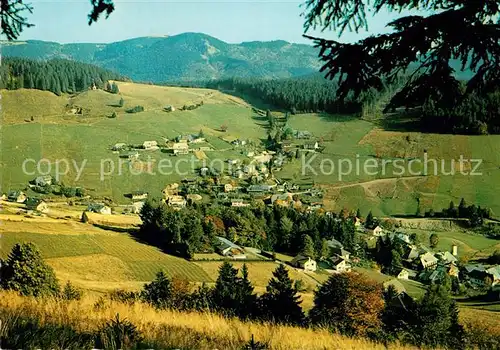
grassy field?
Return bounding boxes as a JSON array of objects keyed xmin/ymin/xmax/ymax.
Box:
[{"xmin": 0, "ymin": 225, "xmax": 213, "ymax": 292}]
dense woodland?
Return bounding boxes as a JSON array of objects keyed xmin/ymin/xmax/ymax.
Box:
[{"xmin": 0, "ymin": 57, "xmax": 128, "ymax": 94}]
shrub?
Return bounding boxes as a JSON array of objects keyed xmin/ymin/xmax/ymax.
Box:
[
  {"xmin": 61, "ymin": 281, "xmax": 83, "ymax": 301},
  {"xmin": 0, "ymin": 313, "xmax": 94, "ymax": 350},
  {"xmin": 126, "ymin": 105, "xmax": 144, "ymax": 114},
  {"xmin": 95, "ymin": 314, "xmax": 143, "ymax": 350}
]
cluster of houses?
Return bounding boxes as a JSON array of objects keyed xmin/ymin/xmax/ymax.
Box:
[
  {"xmin": 111, "ymin": 133, "xmax": 211, "ymax": 158},
  {"xmin": 2, "ymin": 188, "xmax": 49, "ymax": 214},
  {"xmin": 290, "ymin": 238, "xmax": 352, "ymax": 274},
  {"xmin": 362, "ymin": 224, "xmax": 500, "ymax": 290}
]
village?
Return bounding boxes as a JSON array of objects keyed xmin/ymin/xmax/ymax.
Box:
[{"xmin": 2, "ymin": 105, "xmax": 499, "ymax": 307}]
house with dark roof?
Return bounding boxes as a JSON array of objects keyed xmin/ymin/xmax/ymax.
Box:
[
  {"xmin": 25, "ymin": 198, "xmax": 48, "ymax": 213},
  {"xmin": 291, "ymin": 255, "xmax": 317, "ymax": 272},
  {"xmin": 8, "ymin": 190, "xmax": 26, "ymax": 203},
  {"xmin": 87, "ymin": 203, "xmax": 112, "ymax": 215}
]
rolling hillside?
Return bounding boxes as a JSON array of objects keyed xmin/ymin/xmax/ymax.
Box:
[{"xmin": 1, "ymin": 33, "xmax": 323, "ymax": 82}]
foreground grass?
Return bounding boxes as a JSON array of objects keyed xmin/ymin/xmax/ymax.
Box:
[{"xmin": 0, "ymin": 291, "xmax": 414, "ymax": 350}]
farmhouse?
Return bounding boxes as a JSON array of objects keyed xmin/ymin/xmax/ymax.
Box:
[
  {"xmin": 215, "ymin": 236, "xmax": 246, "ymax": 259},
  {"xmin": 200, "ymin": 167, "xmax": 210, "ymax": 177},
  {"xmin": 8, "ymin": 190, "xmax": 26, "ymax": 203},
  {"xmin": 35, "ymin": 175, "xmax": 53, "ymax": 187},
  {"xmin": 166, "ymin": 195, "xmax": 187, "ymax": 208},
  {"xmin": 112, "ymin": 143, "xmax": 127, "ymax": 151},
  {"xmin": 25, "ymin": 198, "xmax": 49, "ymax": 213},
  {"xmin": 331, "ymin": 247, "xmax": 350, "ymax": 261},
  {"xmin": 87, "ymin": 203, "xmax": 112, "ymax": 215},
  {"xmin": 231, "ymin": 199, "xmax": 250, "ymax": 207},
  {"xmin": 119, "ymin": 151, "xmax": 139, "ymax": 160},
  {"xmin": 368, "ymin": 226, "xmax": 384, "ymax": 236},
  {"xmin": 143, "ymin": 141, "xmax": 159, "ymax": 150},
  {"xmin": 303, "ymin": 141, "xmax": 319, "ymax": 150},
  {"xmin": 397, "ymin": 268, "xmax": 418, "ymax": 280},
  {"xmin": 327, "ymin": 256, "xmax": 351, "ymax": 273},
  {"xmin": 291, "ymin": 255, "xmax": 317, "ymax": 272},
  {"xmin": 419, "ymin": 252, "xmax": 438, "ymax": 270},
  {"xmin": 247, "ymin": 184, "xmax": 275, "ymax": 193},
  {"xmin": 436, "ymin": 251, "xmax": 458, "ymax": 265},
  {"xmin": 131, "ymin": 201, "xmax": 145, "ymax": 214},
  {"xmin": 171, "ymin": 142, "xmax": 189, "ymax": 155}
]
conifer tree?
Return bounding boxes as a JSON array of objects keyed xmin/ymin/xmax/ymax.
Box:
[
  {"xmin": 0, "ymin": 243, "xmax": 60, "ymax": 297},
  {"xmin": 259, "ymin": 264, "xmax": 304, "ymax": 325},
  {"xmin": 212, "ymin": 261, "xmax": 241, "ymax": 317}
]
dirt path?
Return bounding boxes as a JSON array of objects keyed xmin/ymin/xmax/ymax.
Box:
[{"xmin": 320, "ymin": 175, "xmax": 426, "ymax": 191}]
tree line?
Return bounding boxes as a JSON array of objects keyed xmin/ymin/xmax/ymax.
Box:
[
  {"xmin": 3, "ymin": 242, "xmax": 498, "ymax": 349},
  {"xmin": 0, "ymin": 57, "xmax": 128, "ymax": 95},
  {"xmin": 138, "ymin": 200, "xmax": 362, "ymax": 260}
]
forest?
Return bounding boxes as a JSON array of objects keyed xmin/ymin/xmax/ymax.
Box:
[
  {"xmin": 0, "ymin": 57, "xmax": 128, "ymax": 94},
  {"xmin": 137, "ymin": 199, "xmax": 361, "ymax": 260}
]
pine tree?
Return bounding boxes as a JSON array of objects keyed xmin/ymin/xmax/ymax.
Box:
[
  {"xmin": 212, "ymin": 261, "xmax": 241, "ymax": 316},
  {"xmin": 0, "ymin": 243, "xmax": 60, "ymax": 297},
  {"xmin": 365, "ymin": 211, "xmax": 374, "ymax": 229},
  {"xmin": 238, "ymin": 264, "xmax": 257, "ymax": 319},
  {"xmin": 140, "ymin": 271, "xmax": 173, "ymax": 309},
  {"xmin": 414, "ymin": 285, "xmax": 465, "ymax": 348},
  {"xmin": 300, "ymin": 234, "xmax": 315, "ymax": 258},
  {"xmin": 259, "ymin": 264, "xmax": 304, "ymax": 325}
]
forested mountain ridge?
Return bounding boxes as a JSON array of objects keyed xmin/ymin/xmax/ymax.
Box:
[{"xmin": 1, "ymin": 33, "xmax": 323, "ymax": 82}]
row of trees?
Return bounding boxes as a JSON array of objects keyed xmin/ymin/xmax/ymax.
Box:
[
  {"xmin": 138, "ymin": 200, "xmax": 362, "ymax": 259},
  {"xmin": 421, "ymin": 91, "xmax": 500, "ymax": 135},
  {"xmin": 105, "ymin": 262, "xmax": 467, "ymax": 348},
  {"xmin": 425, "ymin": 199, "xmax": 492, "ymax": 227},
  {"xmin": 0, "ymin": 57, "xmax": 128, "ymax": 95}
]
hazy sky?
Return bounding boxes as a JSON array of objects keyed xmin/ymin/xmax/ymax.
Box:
[{"xmin": 17, "ymin": 0, "xmax": 418, "ymax": 44}]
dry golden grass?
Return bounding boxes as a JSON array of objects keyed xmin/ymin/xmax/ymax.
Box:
[
  {"xmin": 46, "ymin": 254, "xmax": 135, "ymax": 283},
  {"xmin": 0, "ymin": 219, "xmax": 117, "ymax": 236},
  {"xmin": 0, "ymin": 291, "xmax": 415, "ymax": 350}
]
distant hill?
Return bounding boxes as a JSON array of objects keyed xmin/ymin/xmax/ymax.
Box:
[{"xmin": 1, "ymin": 33, "xmax": 323, "ymax": 82}]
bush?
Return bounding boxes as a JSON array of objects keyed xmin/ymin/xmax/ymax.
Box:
[
  {"xmin": 61, "ymin": 281, "xmax": 83, "ymax": 301},
  {"xmin": 95, "ymin": 314, "xmax": 143, "ymax": 350},
  {"xmin": 126, "ymin": 105, "xmax": 144, "ymax": 114},
  {"xmin": 0, "ymin": 314, "xmax": 94, "ymax": 350}
]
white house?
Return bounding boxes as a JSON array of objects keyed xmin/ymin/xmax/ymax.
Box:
[
  {"xmin": 328, "ymin": 256, "xmax": 351, "ymax": 273},
  {"xmin": 25, "ymin": 198, "xmax": 49, "ymax": 213},
  {"xmin": 397, "ymin": 268, "xmax": 417, "ymax": 280},
  {"xmin": 367, "ymin": 225, "xmax": 384, "ymax": 237},
  {"xmin": 87, "ymin": 203, "xmax": 112, "ymax": 215},
  {"xmin": 143, "ymin": 141, "xmax": 159, "ymax": 150},
  {"xmin": 291, "ymin": 255, "xmax": 317, "ymax": 272},
  {"xmin": 35, "ymin": 175, "xmax": 53, "ymax": 187}
]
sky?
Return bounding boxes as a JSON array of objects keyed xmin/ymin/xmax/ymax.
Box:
[{"xmin": 16, "ymin": 0, "xmax": 415, "ymax": 44}]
